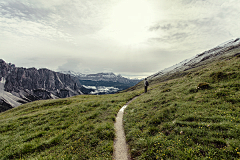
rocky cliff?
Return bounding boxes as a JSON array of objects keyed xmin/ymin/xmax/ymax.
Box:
[{"xmin": 0, "ymin": 59, "xmax": 82, "ymax": 112}]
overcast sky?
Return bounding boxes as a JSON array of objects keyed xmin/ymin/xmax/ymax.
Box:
[{"xmin": 1, "ymin": 0, "xmax": 240, "ymax": 78}]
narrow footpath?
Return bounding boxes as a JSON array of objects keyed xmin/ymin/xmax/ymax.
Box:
[{"xmin": 113, "ymin": 96, "xmax": 141, "ymax": 160}]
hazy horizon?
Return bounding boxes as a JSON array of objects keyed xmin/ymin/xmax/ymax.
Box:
[{"xmin": 1, "ymin": 0, "xmax": 240, "ymax": 78}]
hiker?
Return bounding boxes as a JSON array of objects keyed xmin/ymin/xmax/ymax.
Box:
[{"xmin": 144, "ymin": 78, "xmax": 149, "ymax": 93}]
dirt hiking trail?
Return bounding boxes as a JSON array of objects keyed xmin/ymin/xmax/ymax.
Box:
[{"xmin": 113, "ymin": 95, "xmax": 142, "ymax": 160}]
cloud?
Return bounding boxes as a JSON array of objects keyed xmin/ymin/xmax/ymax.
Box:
[
  {"xmin": 54, "ymin": 45, "xmax": 184, "ymax": 78},
  {"xmin": 57, "ymin": 59, "xmax": 82, "ymax": 72},
  {"xmin": 149, "ymin": 32, "xmax": 188, "ymax": 44},
  {"xmin": 1, "ymin": 0, "xmax": 240, "ymax": 79},
  {"xmin": 149, "ymin": 23, "xmax": 173, "ymax": 31},
  {"xmin": 0, "ymin": 0, "xmax": 112, "ymax": 43},
  {"xmin": 147, "ymin": 0, "xmax": 240, "ymax": 55},
  {"xmin": 0, "ymin": 1, "xmax": 74, "ymax": 44},
  {"xmin": 0, "ymin": 1, "xmax": 51, "ymax": 21}
]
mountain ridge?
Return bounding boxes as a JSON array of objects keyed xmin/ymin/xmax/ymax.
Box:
[
  {"xmin": 149, "ymin": 38, "xmax": 240, "ymax": 80},
  {"xmin": 0, "ymin": 60, "xmax": 83, "ymax": 112},
  {"xmin": 60, "ymin": 71, "xmax": 142, "ymax": 83},
  {"xmin": 126, "ymin": 38, "xmax": 240, "ymax": 91},
  {"xmin": 61, "ymin": 71, "xmax": 142, "ymax": 94}
]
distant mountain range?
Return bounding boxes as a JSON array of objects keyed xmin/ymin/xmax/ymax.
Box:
[
  {"xmin": 0, "ymin": 61, "xmax": 142, "ymax": 112},
  {"xmin": 61, "ymin": 71, "xmax": 140, "ymax": 83},
  {"xmin": 60, "ymin": 71, "xmax": 142, "ymax": 95}
]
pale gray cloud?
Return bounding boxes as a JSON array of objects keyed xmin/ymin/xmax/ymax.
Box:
[
  {"xmin": 0, "ymin": 1, "xmax": 50, "ymax": 21},
  {"xmin": 147, "ymin": 0, "xmax": 240, "ymax": 57},
  {"xmin": 1, "ymin": 0, "xmax": 240, "ymax": 78}
]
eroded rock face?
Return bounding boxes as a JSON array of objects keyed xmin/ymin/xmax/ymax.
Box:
[
  {"xmin": 0, "ymin": 98, "xmax": 13, "ymax": 112},
  {"xmin": 5, "ymin": 68, "xmax": 82, "ymax": 94},
  {"xmin": 0, "ymin": 59, "xmax": 15, "ymax": 78},
  {"xmin": 0, "ymin": 59, "xmax": 83, "ymax": 112}
]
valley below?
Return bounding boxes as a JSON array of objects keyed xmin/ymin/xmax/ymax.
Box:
[{"xmin": 62, "ymin": 72, "xmax": 142, "ymax": 95}]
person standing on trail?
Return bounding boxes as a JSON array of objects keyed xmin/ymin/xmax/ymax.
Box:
[{"xmin": 144, "ymin": 78, "xmax": 149, "ymax": 93}]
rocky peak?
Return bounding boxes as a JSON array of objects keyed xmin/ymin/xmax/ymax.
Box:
[
  {"xmin": 0, "ymin": 59, "xmax": 83, "ymax": 112},
  {"xmin": 0, "ymin": 59, "xmax": 15, "ymax": 79}
]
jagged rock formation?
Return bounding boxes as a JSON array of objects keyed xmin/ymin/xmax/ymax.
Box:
[{"xmin": 0, "ymin": 60, "xmax": 82, "ymax": 112}]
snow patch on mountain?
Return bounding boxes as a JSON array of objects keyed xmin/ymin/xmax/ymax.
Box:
[
  {"xmin": 82, "ymin": 85, "xmax": 97, "ymax": 90},
  {"xmin": 82, "ymin": 85, "xmax": 119, "ymax": 95},
  {"xmin": 89, "ymin": 86, "xmax": 119, "ymax": 95},
  {"xmin": 0, "ymin": 77, "xmax": 26, "ymax": 111},
  {"xmin": 59, "ymin": 71, "xmax": 142, "ymax": 94},
  {"xmin": 149, "ymin": 38, "xmax": 240, "ymax": 79}
]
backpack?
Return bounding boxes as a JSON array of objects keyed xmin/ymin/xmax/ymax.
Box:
[{"xmin": 145, "ymin": 81, "xmax": 149, "ymax": 86}]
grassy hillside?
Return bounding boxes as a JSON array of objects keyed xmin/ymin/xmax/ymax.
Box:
[
  {"xmin": 0, "ymin": 90, "xmax": 142, "ymax": 159},
  {"xmin": 1, "ymin": 49, "xmax": 240, "ymax": 160},
  {"xmin": 126, "ymin": 44, "xmax": 240, "ymax": 92},
  {"xmin": 124, "ymin": 55, "xmax": 240, "ymax": 159}
]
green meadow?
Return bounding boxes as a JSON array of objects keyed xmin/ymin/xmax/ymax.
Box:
[
  {"xmin": 0, "ymin": 91, "xmax": 142, "ymax": 159},
  {"xmin": 1, "ymin": 51, "xmax": 240, "ymax": 159}
]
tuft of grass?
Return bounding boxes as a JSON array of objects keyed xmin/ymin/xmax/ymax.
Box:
[{"xmin": 124, "ymin": 56, "xmax": 240, "ymax": 159}]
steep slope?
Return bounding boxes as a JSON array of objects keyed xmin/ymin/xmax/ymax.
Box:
[
  {"xmin": 126, "ymin": 38, "xmax": 240, "ymax": 91},
  {"xmin": 123, "ymin": 40, "xmax": 240, "ymax": 159},
  {"xmin": 149, "ymin": 38, "xmax": 240, "ymax": 80},
  {"xmin": 0, "ymin": 59, "xmax": 83, "ymax": 112}
]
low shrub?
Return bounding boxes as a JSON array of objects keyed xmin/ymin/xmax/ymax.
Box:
[{"xmin": 197, "ymin": 82, "xmax": 210, "ymax": 90}]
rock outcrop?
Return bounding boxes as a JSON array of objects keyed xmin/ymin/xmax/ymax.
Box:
[{"xmin": 0, "ymin": 59, "xmax": 83, "ymax": 112}]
